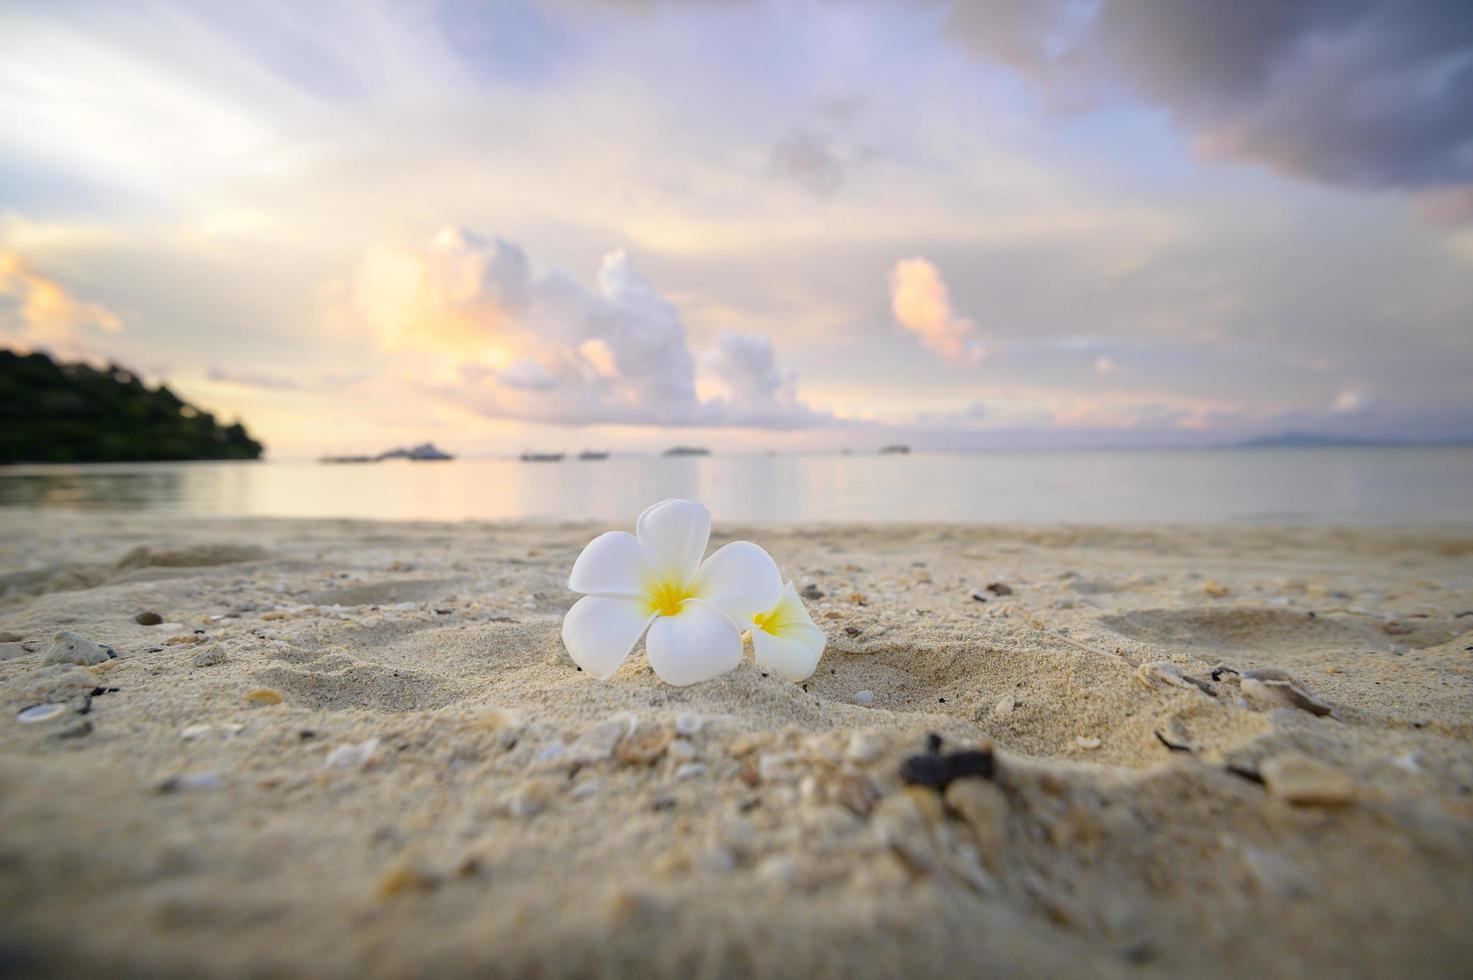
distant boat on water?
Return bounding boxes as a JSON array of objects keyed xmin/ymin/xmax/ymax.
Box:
[
  {"xmin": 520, "ymin": 451, "xmax": 565, "ymax": 463},
  {"xmin": 318, "ymin": 454, "xmax": 376, "ymax": 464},
  {"xmin": 878, "ymin": 444, "xmax": 911, "ymax": 455},
  {"xmin": 663, "ymin": 446, "xmax": 710, "ymax": 457},
  {"xmin": 577, "ymin": 450, "xmax": 610, "ymax": 461}
]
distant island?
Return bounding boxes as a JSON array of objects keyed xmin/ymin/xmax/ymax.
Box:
[
  {"xmin": 662, "ymin": 446, "xmax": 710, "ymax": 456},
  {"xmin": 1233, "ymin": 431, "xmax": 1413, "ymax": 449},
  {"xmin": 0, "ymin": 349, "xmax": 263, "ymax": 464},
  {"xmin": 321, "ymin": 443, "xmax": 454, "ymax": 463},
  {"xmin": 878, "ymin": 444, "xmax": 911, "ymax": 454}
]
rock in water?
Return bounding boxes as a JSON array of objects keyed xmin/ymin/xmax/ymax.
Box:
[
  {"xmin": 1260, "ymin": 753, "xmax": 1355, "ymax": 806},
  {"xmin": 1241, "ymin": 668, "xmax": 1332, "ymax": 716},
  {"xmin": 44, "ymin": 631, "xmax": 114, "ymax": 666}
]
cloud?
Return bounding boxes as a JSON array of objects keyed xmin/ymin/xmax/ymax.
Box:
[
  {"xmin": 350, "ymin": 228, "xmax": 828, "ymax": 428},
  {"xmin": 205, "ymin": 366, "xmax": 302, "ymax": 390},
  {"xmin": 769, "ymin": 97, "xmax": 872, "ymax": 197},
  {"xmin": 0, "ymin": 250, "xmax": 122, "ymax": 359},
  {"xmin": 944, "ymin": 0, "xmax": 1473, "ymax": 218},
  {"xmin": 1094, "ymin": 355, "xmax": 1115, "ymax": 374},
  {"xmin": 889, "ymin": 257, "xmax": 985, "ymax": 363},
  {"xmin": 1331, "ymin": 387, "xmax": 1372, "ymax": 415}
]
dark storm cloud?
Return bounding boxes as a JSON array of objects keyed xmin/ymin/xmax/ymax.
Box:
[{"xmin": 945, "ymin": 0, "xmax": 1473, "ymax": 208}]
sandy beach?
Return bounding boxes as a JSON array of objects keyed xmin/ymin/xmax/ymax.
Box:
[{"xmin": 1, "ymin": 510, "xmax": 1470, "ymax": 978}]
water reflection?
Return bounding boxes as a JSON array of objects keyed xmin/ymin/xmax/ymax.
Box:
[{"xmin": 0, "ymin": 450, "xmax": 1469, "ymax": 524}]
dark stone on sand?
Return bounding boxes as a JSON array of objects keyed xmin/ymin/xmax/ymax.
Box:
[
  {"xmin": 800, "ymin": 585, "xmax": 824, "ymax": 600},
  {"xmin": 134, "ymin": 612, "xmax": 163, "ymax": 626},
  {"xmin": 899, "ymin": 745, "xmax": 995, "ymax": 789},
  {"xmin": 986, "ymin": 582, "xmax": 1014, "ymax": 596}
]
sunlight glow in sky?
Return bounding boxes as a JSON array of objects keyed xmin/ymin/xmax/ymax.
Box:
[{"xmin": 2, "ymin": 0, "xmax": 1470, "ymax": 456}]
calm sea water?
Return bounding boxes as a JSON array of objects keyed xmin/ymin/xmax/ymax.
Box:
[{"xmin": 0, "ymin": 449, "xmax": 1469, "ymax": 525}]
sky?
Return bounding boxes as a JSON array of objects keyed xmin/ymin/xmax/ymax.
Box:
[{"xmin": 1, "ymin": 0, "xmax": 1471, "ymax": 457}]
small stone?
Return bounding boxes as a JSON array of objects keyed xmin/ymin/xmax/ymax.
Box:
[
  {"xmin": 1260, "ymin": 753, "xmax": 1355, "ymax": 806},
  {"xmin": 985, "ymin": 582, "xmax": 1013, "ymax": 596},
  {"xmin": 755, "ymin": 855, "xmax": 797, "ymax": 884},
  {"xmin": 1241, "ymin": 668, "xmax": 1332, "ymax": 716},
  {"xmin": 913, "ymin": 570, "xmax": 933, "ymax": 584},
  {"xmin": 675, "ymin": 762, "xmax": 707, "ymax": 781},
  {"xmin": 674, "ymin": 712, "xmax": 703, "ymax": 737},
  {"xmin": 854, "ymin": 690, "xmax": 875, "ymax": 706},
  {"xmin": 18, "ymin": 703, "xmax": 67, "ymax": 724},
  {"xmin": 1075, "ymin": 736, "xmax": 1102, "ymax": 750},
  {"xmin": 992, "ymin": 696, "xmax": 1016, "ymax": 718},
  {"xmin": 325, "ymin": 738, "xmax": 379, "ymax": 769},
  {"xmin": 192, "ymin": 645, "xmax": 228, "ymax": 667},
  {"xmin": 157, "ymin": 770, "xmax": 222, "ymax": 793},
  {"xmin": 845, "ymin": 731, "xmax": 886, "ymax": 764},
  {"xmin": 844, "ymin": 626, "xmax": 863, "ymax": 637},
  {"xmin": 180, "ymin": 724, "xmax": 213, "ymax": 740},
  {"xmin": 376, "ymin": 863, "xmax": 440, "ymax": 899},
  {"xmin": 1382, "ymin": 620, "xmax": 1413, "ymax": 636},
  {"xmin": 506, "ymin": 779, "xmax": 556, "ymax": 818},
  {"xmin": 847, "ymin": 592, "xmax": 868, "ymax": 605},
  {"xmin": 1201, "ymin": 580, "xmax": 1230, "ymax": 598},
  {"xmin": 568, "ymin": 717, "xmax": 633, "ymax": 764},
  {"xmin": 800, "ymin": 585, "xmax": 824, "ymax": 600},
  {"xmin": 970, "ymin": 590, "xmax": 989, "ymax": 602},
  {"xmin": 44, "ymin": 631, "xmax": 114, "ymax": 666},
  {"xmin": 244, "ymin": 688, "xmax": 284, "ymax": 706},
  {"xmin": 833, "ymin": 773, "xmax": 880, "ymax": 816},
  {"xmin": 944, "ymin": 779, "xmax": 1010, "ymax": 854},
  {"xmin": 569, "ymin": 779, "xmax": 602, "ymax": 800},
  {"xmin": 616, "ymin": 727, "xmax": 674, "ymax": 765},
  {"xmin": 134, "ymin": 612, "xmax": 164, "ymax": 626}
]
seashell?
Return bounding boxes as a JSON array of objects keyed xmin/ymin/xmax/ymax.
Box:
[
  {"xmin": 1240, "ymin": 668, "xmax": 1332, "ymax": 716},
  {"xmin": 18, "ymin": 703, "xmax": 67, "ymax": 723}
]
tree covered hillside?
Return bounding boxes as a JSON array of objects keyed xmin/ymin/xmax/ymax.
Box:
[{"xmin": 0, "ymin": 349, "xmax": 264, "ymax": 463}]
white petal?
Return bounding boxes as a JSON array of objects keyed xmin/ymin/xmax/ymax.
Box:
[
  {"xmin": 753, "ymin": 624, "xmax": 825, "ymax": 682},
  {"xmin": 690, "ymin": 541, "xmax": 783, "ymax": 623},
  {"xmin": 635, "ymin": 499, "xmax": 710, "ymax": 586},
  {"xmin": 561, "ymin": 595, "xmax": 654, "ymax": 679},
  {"xmin": 773, "ymin": 581, "xmax": 821, "ymax": 631},
  {"xmin": 644, "ymin": 600, "xmax": 742, "ymax": 686},
  {"xmin": 567, "ymin": 531, "xmax": 651, "ymax": 596}
]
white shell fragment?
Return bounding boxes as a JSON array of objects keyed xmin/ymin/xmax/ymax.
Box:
[
  {"xmin": 325, "ymin": 738, "xmax": 380, "ymax": 769},
  {"xmin": 18, "ymin": 703, "xmax": 67, "ymax": 723},
  {"xmin": 1241, "ymin": 668, "xmax": 1332, "ymax": 716}
]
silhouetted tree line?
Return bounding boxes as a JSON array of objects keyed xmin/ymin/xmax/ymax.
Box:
[{"xmin": 0, "ymin": 349, "xmax": 263, "ymax": 464}]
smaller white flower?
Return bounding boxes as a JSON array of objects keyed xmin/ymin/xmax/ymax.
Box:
[
  {"xmin": 748, "ymin": 582, "xmax": 826, "ymax": 682},
  {"xmin": 562, "ymin": 499, "xmax": 782, "ymax": 686}
]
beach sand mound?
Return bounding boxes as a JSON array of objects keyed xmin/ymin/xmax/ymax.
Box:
[{"xmin": 0, "ymin": 513, "xmax": 1470, "ymax": 977}]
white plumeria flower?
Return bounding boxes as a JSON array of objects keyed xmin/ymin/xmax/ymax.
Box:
[
  {"xmin": 748, "ymin": 582, "xmax": 827, "ymax": 682},
  {"xmin": 562, "ymin": 499, "xmax": 782, "ymax": 686}
]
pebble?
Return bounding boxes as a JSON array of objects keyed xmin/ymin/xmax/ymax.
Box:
[
  {"xmin": 134, "ymin": 612, "xmax": 164, "ymax": 626},
  {"xmin": 944, "ymin": 778, "xmax": 1010, "ymax": 854},
  {"xmin": 325, "ymin": 738, "xmax": 379, "ymax": 769},
  {"xmin": 568, "ymin": 717, "xmax": 633, "ymax": 764},
  {"xmin": 1241, "ymin": 668, "xmax": 1332, "ymax": 716},
  {"xmin": 506, "ymin": 779, "xmax": 556, "ymax": 818},
  {"xmin": 675, "ymin": 762, "xmax": 707, "ymax": 781},
  {"xmin": 616, "ymin": 727, "xmax": 673, "ymax": 765},
  {"xmin": 1202, "ymin": 581, "xmax": 1230, "ymax": 598},
  {"xmin": 17, "ymin": 703, "xmax": 67, "ymax": 723},
  {"xmin": 845, "ymin": 731, "xmax": 886, "ymax": 764},
  {"xmin": 970, "ymin": 590, "xmax": 990, "ymax": 603},
  {"xmin": 376, "ymin": 863, "xmax": 440, "ymax": 900},
  {"xmin": 800, "ymin": 585, "xmax": 824, "ymax": 600},
  {"xmin": 244, "ymin": 688, "xmax": 284, "ymax": 706},
  {"xmin": 674, "ymin": 712, "xmax": 703, "ymax": 737},
  {"xmin": 1075, "ymin": 736, "xmax": 1102, "ymax": 750},
  {"xmin": 986, "ymin": 582, "xmax": 1014, "ymax": 596},
  {"xmin": 992, "ymin": 696, "xmax": 1016, "ymax": 718},
  {"xmin": 1383, "ymin": 620, "xmax": 1414, "ymax": 636},
  {"xmin": 158, "ymin": 770, "xmax": 222, "ymax": 793},
  {"xmin": 192, "ymin": 646, "xmax": 228, "ymax": 667},
  {"xmin": 569, "ymin": 779, "xmax": 602, "ymax": 800},
  {"xmin": 180, "ymin": 723, "xmax": 214, "ymax": 740},
  {"xmin": 44, "ymin": 631, "xmax": 115, "ymax": 666},
  {"xmin": 755, "ymin": 855, "xmax": 797, "ymax": 884},
  {"xmin": 833, "ymin": 773, "xmax": 880, "ymax": 816},
  {"xmin": 1260, "ymin": 753, "xmax": 1355, "ymax": 806},
  {"xmin": 854, "ymin": 690, "xmax": 875, "ymax": 706}
]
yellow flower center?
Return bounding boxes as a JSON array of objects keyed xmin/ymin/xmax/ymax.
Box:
[
  {"xmin": 647, "ymin": 579, "xmax": 693, "ymax": 617},
  {"xmin": 751, "ymin": 609, "xmax": 779, "ymax": 634}
]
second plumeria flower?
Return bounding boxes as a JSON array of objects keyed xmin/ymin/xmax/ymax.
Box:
[
  {"xmin": 562, "ymin": 499, "xmax": 782, "ymax": 686},
  {"xmin": 749, "ymin": 582, "xmax": 827, "ymax": 682}
]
